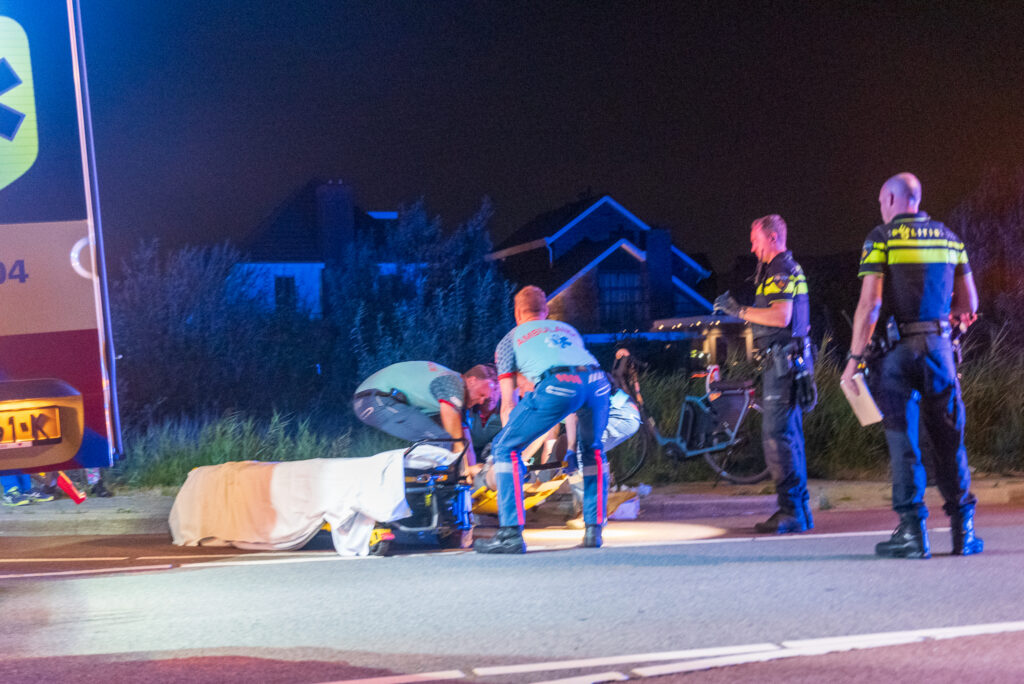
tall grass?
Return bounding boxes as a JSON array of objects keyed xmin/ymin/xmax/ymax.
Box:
[
  {"xmin": 112, "ymin": 412, "xmax": 404, "ymax": 489},
  {"xmin": 960, "ymin": 327, "xmax": 1024, "ymax": 474},
  {"xmin": 111, "ymin": 328, "xmax": 1024, "ymax": 489},
  {"xmin": 803, "ymin": 337, "xmax": 889, "ymax": 478}
]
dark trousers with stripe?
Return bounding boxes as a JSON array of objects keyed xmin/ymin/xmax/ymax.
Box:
[
  {"xmin": 761, "ymin": 360, "xmax": 809, "ymax": 521},
  {"xmin": 875, "ymin": 334, "xmax": 976, "ymax": 520},
  {"xmin": 492, "ymin": 371, "xmax": 611, "ymax": 528}
]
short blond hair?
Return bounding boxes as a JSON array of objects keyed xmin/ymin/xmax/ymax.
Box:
[
  {"xmin": 753, "ymin": 214, "xmax": 787, "ymax": 244},
  {"xmin": 514, "ymin": 285, "xmax": 548, "ymax": 316}
]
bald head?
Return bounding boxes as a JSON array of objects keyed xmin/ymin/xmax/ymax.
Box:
[
  {"xmin": 514, "ymin": 285, "xmax": 548, "ymax": 324},
  {"xmin": 878, "ymin": 173, "xmax": 922, "ymax": 223}
]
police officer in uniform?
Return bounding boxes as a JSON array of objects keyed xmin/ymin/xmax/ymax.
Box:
[
  {"xmin": 473, "ymin": 286, "xmax": 611, "ymax": 554},
  {"xmin": 716, "ymin": 214, "xmax": 813, "ymax": 534},
  {"xmin": 842, "ymin": 172, "xmax": 982, "ymax": 559}
]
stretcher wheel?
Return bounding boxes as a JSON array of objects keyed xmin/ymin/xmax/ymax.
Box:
[{"xmin": 369, "ymin": 539, "xmax": 392, "ymax": 556}]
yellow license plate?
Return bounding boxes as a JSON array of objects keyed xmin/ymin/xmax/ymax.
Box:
[{"xmin": 0, "ymin": 406, "xmax": 61, "ymax": 447}]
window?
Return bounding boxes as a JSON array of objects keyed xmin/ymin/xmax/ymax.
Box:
[
  {"xmin": 598, "ymin": 271, "xmax": 647, "ymax": 328},
  {"xmin": 274, "ymin": 275, "xmax": 297, "ymax": 311}
]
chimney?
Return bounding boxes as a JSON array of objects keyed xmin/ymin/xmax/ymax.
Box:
[
  {"xmin": 646, "ymin": 228, "xmax": 673, "ymax": 320},
  {"xmin": 316, "ymin": 180, "xmax": 355, "ymax": 265}
]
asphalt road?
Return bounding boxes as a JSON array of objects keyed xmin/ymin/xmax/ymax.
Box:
[{"xmin": 2, "ymin": 506, "xmax": 1024, "ymax": 682}]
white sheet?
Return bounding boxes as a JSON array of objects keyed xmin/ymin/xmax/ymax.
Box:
[{"xmin": 169, "ymin": 451, "xmax": 412, "ymax": 556}]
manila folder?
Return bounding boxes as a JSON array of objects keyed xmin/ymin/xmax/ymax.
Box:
[{"xmin": 840, "ymin": 373, "xmax": 883, "ymax": 426}]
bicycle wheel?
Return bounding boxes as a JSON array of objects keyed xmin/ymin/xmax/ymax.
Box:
[
  {"xmin": 702, "ymin": 403, "xmax": 770, "ymax": 484},
  {"xmin": 611, "ymin": 417, "xmax": 657, "ymax": 485}
]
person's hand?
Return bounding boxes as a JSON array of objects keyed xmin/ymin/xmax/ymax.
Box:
[
  {"xmin": 950, "ymin": 312, "xmax": 978, "ymax": 331},
  {"xmin": 713, "ymin": 291, "xmax": 742, "ymax": 317},
  {"xmin": 840, "ymin": 358, "xmax": 860, "ymax": 393},
  {"xmin": 464, "ymin": 463, "xmax": 484, "ymax": 485}
]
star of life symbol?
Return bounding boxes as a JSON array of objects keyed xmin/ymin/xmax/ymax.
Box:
[
  {"xmin": 546, "ymin": 333, "xmax": 572, "ymax": 349},
  {"xmin": 0, "ymin": 17, "xmax": 39, "ymax": 191}
]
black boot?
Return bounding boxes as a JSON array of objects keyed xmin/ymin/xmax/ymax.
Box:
[
  {"xmin": 875, "ymin": 515, "xmax": 931, "ymax": 559},
  {"xmin": 951, "ymin": 509, "xmax": 984, "ymax": 556},
  {"xmin": 754, "ymin": 509, "xmax": 807, "ymax": 534},
  {"xmin": 583, "ymin": 524, "xmax": 603, "ymax": 548},
  {"xmin": 473, "ymin": 526, "xmax": 525, "ymax": 554}
]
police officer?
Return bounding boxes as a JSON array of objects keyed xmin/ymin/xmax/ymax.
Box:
[
  {"xmin": 473, "ymin": 286, "xmax": 611, "ymax": 553},
  {"xmin": 715, "ymin": 214, "xmax": 813, "ymax": 534},
  {"xmin": 842, "ymin": 172, "xmax": 982, "ymax": 559},
  {"xmin": 353, "ymin": 361, "xmax": 498, "ymax": 468}
]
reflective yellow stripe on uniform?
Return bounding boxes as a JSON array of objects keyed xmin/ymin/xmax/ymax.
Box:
[
  {"xmin": 757, "ymin": 274, "xmax": 807, "ymax": 296},
  {"xmin": 887, "ymin": 247, "xmax": 964, "ymax": 265},
  {"xmin": 862, "ymin": 242, "xmax": 887, "ymax": 265}
]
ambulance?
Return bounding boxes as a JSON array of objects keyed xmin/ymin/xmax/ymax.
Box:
[{"xmin": 0, "ymin": 1, "xmax": 121, "ymax": 476}]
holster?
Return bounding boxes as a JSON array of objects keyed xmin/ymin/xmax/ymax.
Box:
[{"xmin": 766, "ymin": 339, "xmax": 818, "ymax": 411}]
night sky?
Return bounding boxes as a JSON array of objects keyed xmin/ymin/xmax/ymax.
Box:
[{"xmin": 79, "ymin": 1, "xmax": 1024, "ymax": 273}]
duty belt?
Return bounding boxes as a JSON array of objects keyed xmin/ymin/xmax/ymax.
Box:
[
  {"xmin": 538, "ymin": 365, "xmax": 601, "ymax": 383},
  {"xmin": 353, "ymin": 387, "xmax": 409, "ymax": 404},
  {"xmin": 898, "ymin": 320, "xmax": 951, "ymax": 337}
]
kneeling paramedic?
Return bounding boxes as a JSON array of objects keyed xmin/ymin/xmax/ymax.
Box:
[{"xmin": 353, "ymin": 361, "xmax": 498, "ymax": 472}]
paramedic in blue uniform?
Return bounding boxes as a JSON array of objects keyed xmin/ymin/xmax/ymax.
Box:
[
  {"xmin": 842, "ymin": 172, "xmax": 982, "ymax": 559},
  {"xmin": 715, "ymin": 214, "xmax": 813, "ymax": 534},
  {"xmin": 353, "ymin": 361, "xmax": 498, "ymax": 469},
  {"xmin": 473, "ymin": 286, "xmax": 611, "ymax": 553}
]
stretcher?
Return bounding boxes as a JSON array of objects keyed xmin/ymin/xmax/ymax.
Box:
[{"xmin": 367, "ymin": 441, "xmax": 568, "ymax": 555}]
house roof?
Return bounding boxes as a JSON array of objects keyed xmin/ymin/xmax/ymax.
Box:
[
  {"xmin": 491, "ymin": 194, "xmax": 710, "ymax": 280},
  {"xmin": 548, "ymin": 238, "xmax": 646, "ymax": 299},
  {"xmin": 242, "ymin": 180, "xmax": 388, "ymax": 262},
  {"xmin": 493, "ymin": 193, "xmax": 601, "ymax": 251}
]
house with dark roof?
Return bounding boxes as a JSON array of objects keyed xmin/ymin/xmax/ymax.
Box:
[
  {"xmin": 235, "ymin": 180, "xmax": 396, "ymax": 317},
  {"xmin": 488, "ymin": 194, "xmax": 713, "ymax": 334}
]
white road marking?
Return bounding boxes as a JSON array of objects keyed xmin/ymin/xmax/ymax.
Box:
[
  {"xmin": 530, "ymin": 671, "xmax": 629, "ymax": 683},
  {"xmin": 180, "ymin": 555, "xmax": 368, "ymax": 569},
  {"xmin": 316, "ymin": 670, "xmax": 465, "ymax": 683},
  {"xmin": 318, "ymin": 621, "xmax": 1024, "ymax": 683},
  {"xmin": 473, "ymin": 644, "xmax": 780, "ymax": 676},
  {"xmin": 0, "ymin": 564, "xmax": 173, "ymax": 580},
  {"xmin": 526, "ymin": 528, "xmax": 904, "ymax": 551},
  {"xmin": 137, "ymin": 553, "xmax": 257, "ymax": 560},
  {"xmin": 632, "ymin": 620, "xmax": 1024, "ymax": 677}
]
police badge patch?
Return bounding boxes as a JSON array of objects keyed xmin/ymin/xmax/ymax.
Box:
[{"xmin": 772, "ymin": 274, "xmax": 791, "ymax": 291}]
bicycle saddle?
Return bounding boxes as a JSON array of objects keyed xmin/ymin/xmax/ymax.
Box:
[{"xmin": 709, "ymin": 379, "xmax": 754, "ymax": 392}]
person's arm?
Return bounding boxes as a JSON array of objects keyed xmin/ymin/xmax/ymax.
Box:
[
  {"xmin": 499, "ymin": 376, "xmax": 517, "ymax": 426},
  {"xmin": 439, "ymin": 402, "xmax": 475, "ymax": 464},
  {"xmin": 841, "ymin": 274, "xmax": 884, "ymax": 388},
  {"xmin": 739, "ymin": 299, "xmax": 792, "ymax": 328},
  {"xmin": 951, "ymin": 273, "xmax": 979, "ymax": 322}
]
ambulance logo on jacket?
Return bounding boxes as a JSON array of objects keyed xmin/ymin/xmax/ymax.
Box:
[{"xmin": 546, "ymin": 334, "xmax": 572, "ymax": 349}]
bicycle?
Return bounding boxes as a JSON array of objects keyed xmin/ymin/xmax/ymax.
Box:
[{"xmin": 612, "ymin": 362, "xmax": 770, "ymax": 485}]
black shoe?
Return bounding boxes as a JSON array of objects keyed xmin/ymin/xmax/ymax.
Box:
[
  {"xmin": 875, "ymin": 516, "xmax": 931, "ymax": 559},
  {"xmin": 583, "ymin": 524, "xmax": 603, "ymax": 548},
  {"xmin": 951, "ymin": 509, "xmax": 984, "ymax": 556},
  {"xmin": 90, "ymin": 482, "xmax": 113, "ymax": 498},
  {"xmin": 473, "ymin": 526, "xmax": 525, "ymax": 554},
  {"xmin": 754, "ymin": 509, "xmax": 807, "ymax": 534}
]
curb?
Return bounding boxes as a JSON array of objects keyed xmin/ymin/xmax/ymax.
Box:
[{"xmin": 2, "ymin": 478, "xmax": 1023, "ymax": 537}]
